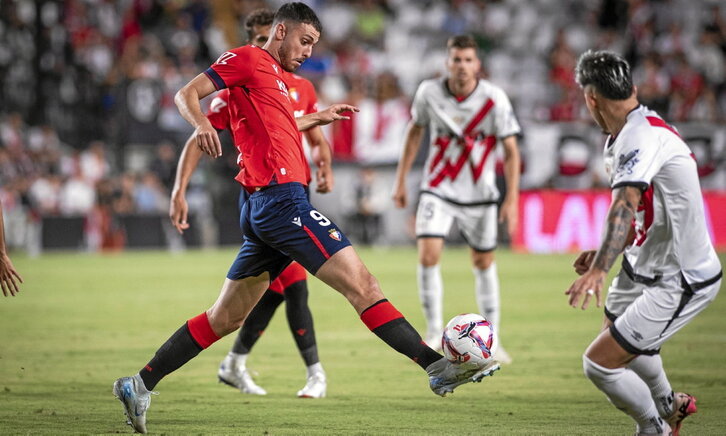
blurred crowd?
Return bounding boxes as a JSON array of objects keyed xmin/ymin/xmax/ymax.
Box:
[{"xmin": 0, "ymin": 0, "xmax": 724, "ymax": 250}]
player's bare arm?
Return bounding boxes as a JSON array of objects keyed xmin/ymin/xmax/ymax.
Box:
[
  {"xmin": 0, "ymin": 202, "xmax": 23, "ymax": 297},
  {"xmin": 175, "ymin": 73, "xmax": 222, "ymax": 158},
  {"xmin": 170, "ymin": 135, "xmax": 205, "ymax": 234},
  {"xmin": 499, "ymin": 135, "xmax": 521, "ymax": 238},
  {"xmin": 305, "ymin": 126, "xmax": 334, "ymax": 193},
  {"xmin": 296, "ymin": 104, "xmax": 359, "ymax": 131},
  {"xmin": 566, "ymin": 185, "xmax": 641, "ymax": 309},
  {"xmin": 573, "ymin": 225, "xmax": 635, "ymax": 275},
  {"xmin": 392, "ymin": 122, "xmax": 425, "ymax": 209}
]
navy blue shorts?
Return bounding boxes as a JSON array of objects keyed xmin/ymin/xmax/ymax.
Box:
[{"xmin": 227, "ymin": 182, "xmax": 351, "ymax": 281}]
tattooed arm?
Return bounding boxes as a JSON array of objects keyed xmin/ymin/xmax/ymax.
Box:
[{"xmin": 565, "ymin": 186, "xmax": 642, "ymax": 309}]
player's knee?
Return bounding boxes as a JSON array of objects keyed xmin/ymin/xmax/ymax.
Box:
[
  {"xmin": 419, "ymin": 253, "xmax": 439, "ymax": 267},
  {"xmin": 582, "ymin": 354, "xmax": 618, "ymax": 386},
  {"xmin": 472, "ymin": 252, "xmax": 494, "ymax": 269}
]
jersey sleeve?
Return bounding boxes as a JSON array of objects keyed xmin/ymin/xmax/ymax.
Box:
[
  {"xmin": 206, "ymin": 89, "xmax": 230, "ymax": 131},
  {"xmin": 610, "ymin": 128, "xmax": 665, "ymax": 191},
  {"xmin": 204, "ymin": 46, "xmax": 258, "ymax": 90},
  {"xmin": 493, "ymin": 88, "xmax": 521, "ymax": 138},
  {"xmin": 410, "ymin": 82, "xmax": 430, "ymax": 126}
]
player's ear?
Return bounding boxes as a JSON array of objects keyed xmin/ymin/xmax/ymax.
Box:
[{"xmin": 274, "ymin": 22, "xmax": 286, "ymax": 40}]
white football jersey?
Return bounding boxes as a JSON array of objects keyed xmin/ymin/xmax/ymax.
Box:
[
  {"xmin": 411, "ymin": 78, "xmax": 520, "ymax": 205},
  {"xmin": 604, "ymin": 105, "xmax": 721, "ymax": 284}
]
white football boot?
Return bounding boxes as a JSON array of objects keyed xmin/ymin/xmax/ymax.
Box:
[
  {"xmin": 113, "ymin": 375, "xmax": 158, "ymax": 434},
  {"xmin": 297, "ymin": 370, "xmax": 327, "ymax": 398},
  {"xmin": 218, "ymin": 354, "xmax": 267, "ymax": 395},
  {"xmin": 426, "ymin": 358, "xmax": 500, "ymax": 397}
]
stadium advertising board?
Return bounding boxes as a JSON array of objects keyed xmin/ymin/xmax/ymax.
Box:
[{"xmin": 514, "ymin": 190, "xmax": 726, "ymax": 253}]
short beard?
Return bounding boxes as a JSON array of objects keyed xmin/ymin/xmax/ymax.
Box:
[{"xmin": 278, "ymin": 44, "xmax": 296, "ymax": 72}]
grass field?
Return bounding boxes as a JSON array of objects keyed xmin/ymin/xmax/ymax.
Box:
[{"xmin": 0, "ymin": 247, "xmax": 724, "ymax": 435}]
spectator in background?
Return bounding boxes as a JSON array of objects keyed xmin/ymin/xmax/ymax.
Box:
[
  {"xmin": 59, "ymin": 167, "xmax": 95, "ymax": 216},
  {"xmin": 353, "ymin": 72, "xmax": 409, "ymax": 164},
  {"xmin": 80, "ymin": 140, "xmax": 110, "ymax": 184},
  {"xmin": 133, "ymin": 171, "xmax": 167, "ymax": 214},
  {"xmin": 150, "ymin": 140, "xmax": 178, "ymax": 193},
  {"xmin": 349, "ymin": 167, "xmax": 386, "ymax": 245}
]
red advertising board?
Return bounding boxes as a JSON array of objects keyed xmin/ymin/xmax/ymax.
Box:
[{"xmin": 513, "ymin": 190, "xmax": 726, "ymax": 253}]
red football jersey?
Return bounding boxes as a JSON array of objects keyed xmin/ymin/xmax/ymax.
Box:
[
  {"xmin": 204, "ymin": 45, "xmax": 309, "ymax": 189},
  {"xmin": 206, "ymin": 73, "xmax": 318, "ymax": 139}
]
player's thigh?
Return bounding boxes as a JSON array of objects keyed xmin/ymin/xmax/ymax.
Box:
[
  {"xmin": 611, "ymin": 275, "xmax": 720, "ymax": 356},
  {"xmin": 315, "ymin": 246, "xmax": 383, "ymax": 313},
  {"xmin": 456, "ymin": 203, "xmax": 497, "ymax": 252},
  {"xmin": 415, "ymin": 193, "xmax": 454, "ymax": 238}
]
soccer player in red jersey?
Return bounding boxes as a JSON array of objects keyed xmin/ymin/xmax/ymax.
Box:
[
  {"xmin": 114, "ymin": 4, "xmax": 497, "ymax": 433},
  {"xmin": 169, "ymin": 9, "xmax": 331, "ymax": 399}
]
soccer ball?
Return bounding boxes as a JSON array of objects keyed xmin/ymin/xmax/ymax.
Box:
[{"xmin": 442, "ymin": 313, "xmax": 497, "ymax": 369}]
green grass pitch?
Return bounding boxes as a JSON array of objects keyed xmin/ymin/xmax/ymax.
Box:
[{"xmin": 1, "ymin": 248, "xmax": 724, "ymax": 435}]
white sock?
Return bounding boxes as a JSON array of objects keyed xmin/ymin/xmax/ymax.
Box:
[
  {"xmin": 629, "ymin": 354, "xmax": 674, "ymax": 418},
  {"xmin": 417, "ymin": 264, "xmax": 443, "ymax": 335},
  {"xmin": 229, "ymin": 352, "xmax": 248, "ymax": 368},
  {"xmin": 583, "ymin": 355, "xmax": 666, "ymax": 434},
  {"xmin": 473, "ymin": 263, "xmax": 500, "ymax": 334},
  {"xmin": 306, "ymin": 362, "xmax": 325, "ymax": 378}
]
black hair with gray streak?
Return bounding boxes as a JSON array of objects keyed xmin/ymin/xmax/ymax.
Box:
[{"xmin": 575, "ymin": 50, "xmax": 633, "ymax": 100}]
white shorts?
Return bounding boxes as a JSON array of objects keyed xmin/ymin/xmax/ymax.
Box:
[
  {"xmin": 415, "ymin": 192, "xmax": 498, "ymax": 252},
  {"xmin": 604, "ymin": 266, "xmax": 722, "ymax": 355}
]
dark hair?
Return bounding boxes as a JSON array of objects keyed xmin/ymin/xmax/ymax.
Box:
[
  {"xmin": 273, "ymin": 2, "xmax": 322, "ymax": 34},
  {"xmin": 244, "ymin": 9, "xmax": 274, "ymax": 40},
  {"xmin": 575, "ymin": 50, "xmax": 633, "ymax": 100},
  {"xmin": 447, "ymin": 35, "xmax": 478, "ymax": 51}
]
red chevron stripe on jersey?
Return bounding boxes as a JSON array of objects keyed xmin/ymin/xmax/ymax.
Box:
[
  {"xmin": 429, "ymin": 99, "xmax": 496, "ymax": 188},
  {"xmin": 646, "ymin": 116, "xmax": 681, "ymax": 139}
]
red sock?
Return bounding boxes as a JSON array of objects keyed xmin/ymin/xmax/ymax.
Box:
[{"xmin": 187, "ymin": 312, "xmax": 221, "ymax": 349}]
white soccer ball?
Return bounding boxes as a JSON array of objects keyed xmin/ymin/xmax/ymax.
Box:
[{"xmin": 442, "ymin": 313, "xmax": 497, "ymax": 369}]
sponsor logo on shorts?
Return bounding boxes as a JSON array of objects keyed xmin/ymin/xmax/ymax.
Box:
[
  {"xmin": 328, "ymin": 229, "xmax": 342, "ymax": 241},
  {"xmin": 630, "ymin": 330, "xmax": 644, "ymax": 342},
  {"xmin": 292, "ymin": 217, "xmax": 301, "ymax": 227}
]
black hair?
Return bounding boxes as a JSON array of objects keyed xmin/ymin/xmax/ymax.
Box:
[
  {"xmin": 244, "ymin": 9, "xmax": 274, "ymax": 40},
  {"xmin": 575, "ymin": 50, "xmax": 633, "ymax": 100},
  {"xmin": 273, "ymin": 2, "xmax": 322, "ymax": 34}
]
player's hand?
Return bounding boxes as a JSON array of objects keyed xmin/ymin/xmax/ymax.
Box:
[
  {"xmin": 169, "ymin": 191, "xmax": 190, "ymax": 234},
  {"xmin": 315, "ymin": 161, "xmax": 334, "ymax": 194},
  {"xmin": 565, "ymin": 268, "xmax": 605, "ymax": 310},
  {"xmin": 193, "ymin": 122, "xmax": 222, "ymax": 158},
  {"xmin": 392, "ymin": 182, "xmax": 407, "ymax": 208},
  {"xmin": 316, "ymin": 104, "xmax": 359, "ymax": 126},
  {"xmin": 498, "ymin": 197, "xmax": 518, "ymax": 239},
  {"xmin": 0, "ymin": 253, "xmax": 23, "ymax": 297},
  {"xmin": 573, "ymin": 250, "xmax": 597, "ymax": 275}
]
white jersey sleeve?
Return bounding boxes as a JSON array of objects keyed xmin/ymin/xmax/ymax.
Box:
[
  {"xmin": 609, "ymin": 127, "xmax": 668, "ymax": 191},
  {"xmin": 410, "ymin": 82, "xmax": 430, "ymax": 127},
  {"xmin": 492, "ymin": 88, "xmax": 520, "ymax": 139}
]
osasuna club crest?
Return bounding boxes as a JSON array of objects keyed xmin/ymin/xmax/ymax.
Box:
[{"xmin": 328, "ymin": 229, "xmax": 342, "ymax": 241}]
